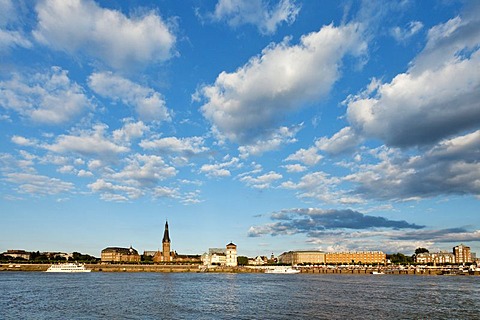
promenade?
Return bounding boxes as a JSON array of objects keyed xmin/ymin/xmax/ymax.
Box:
[{"xmin": 2, "ymin": 264, "xmax": 479, "ymax": 275}]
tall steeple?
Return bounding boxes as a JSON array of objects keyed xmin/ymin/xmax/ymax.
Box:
[
  {"xmin": 163, "ymin": 220, "xmax": 171, "ymax": 243},
  {"xmin": 162, "ymin": 220, "xmax": 171, "ymax": 262}
]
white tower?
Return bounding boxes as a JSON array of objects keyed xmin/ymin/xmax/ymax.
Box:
[{"xmin": 226, "ymin": 242, "xmax": 237, "ymax": 266}]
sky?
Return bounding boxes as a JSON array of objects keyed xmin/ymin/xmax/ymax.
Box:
[{"xmin": 1, "ymin": 0, "xmax": 479, "ymax": 258}]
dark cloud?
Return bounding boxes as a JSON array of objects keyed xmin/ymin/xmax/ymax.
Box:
[
  {"xmin": 248, "ymin": 208, "xmax": 423, "ymax": 237},
  {"xmin": 349, "ymin": 130, "xmax": 480, "ymax": 201},
  {"xmin": 395, "ymin": 228, "xmax": 480, "ymax": 243}
]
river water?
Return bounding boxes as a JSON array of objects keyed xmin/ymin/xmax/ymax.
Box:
[{"xmin": 1, "ymin": 272, "xmax": 479, "ymax": 319}]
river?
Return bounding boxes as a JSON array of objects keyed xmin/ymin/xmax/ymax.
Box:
[{"xmin": 1, "ymin": 272, "xmax": 479, "ymax": 319}]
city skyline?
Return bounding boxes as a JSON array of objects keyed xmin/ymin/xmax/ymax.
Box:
[{"xmin": 1, "ymin": 0, "xmax": 479, "ymax": 257}]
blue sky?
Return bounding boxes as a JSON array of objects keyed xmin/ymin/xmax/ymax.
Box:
[{"xmin": 1, "ymin": 0, "xmax": 479, "ymax": 258}]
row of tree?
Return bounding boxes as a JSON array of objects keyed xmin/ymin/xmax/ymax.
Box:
[{"xmin": 0, "ymin": 251, "xmax": 99, "ymax": 263}]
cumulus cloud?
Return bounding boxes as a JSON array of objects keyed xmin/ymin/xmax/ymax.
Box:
[
  {"xmin": 285, "ymin": 146, "xmax": 322, "ymax": 166},
  {"xmin": 88, "ymin": 179, "xmax": 142, "ymax": 201},
  {"xmin": 140, "ymin": 136, "xmax": 208, "ymax": 157},
  {"xmin": 282, "ymin": 164, "xmax": 306, "ymax": 173},
  {"xmin": 199, "ymin": 22, "xmax": 366, "ymax": 144},
  {"xmin": 315, "ymin": 126, "xmax": 363, "ymax": 155},
  {"xmin": 208, "ymin": 0, "xmax": 300, "ymax": 35},
  {"xmin": 346, "ymin": 130, "xmax": 480, "ymax": 200},
  {"xmin": 346, "ymin": 9, "xmax": 480, "ymax": 148},
  {"xmin": 0, "ymin": 67, "xmax": 92, "ymax": 124},
  {"xmin": 33, "ymin": 0, "xmax": 176, "ymax": 69},
  {"xmin": 109, "ymin": 154, "xmax": 177, "ymax": 188},
  {"xmin": 112, "ymin": 120, "xmax": 149, "ymax": 143},
  {"xmin": 238, "ymin": 125, "xmax": 300, "ymax": 158},
  {"xmin": 200, "ymin": 156, "xmax": 240, "ymax": 178},
  {"xmin": 4, "ymin": 172, "xmax": 74, "ymax": 195},
  {"xmin": 88, "ymin": 72, "xmax": 171, "ymax": 122},
  {"xmin": 281, "ymin": 171, "xmax": 363, "ymax": 204},
  {"xmin": 248, "ymin": 208, "xmax": 423, "ymax": 237},
  {"xmin": 45, "ymin": 124, "xmax": 129, "ymax": 159},
  {"xmin": 240, "ymin": 170, "xmax": 282, "ymax": 189}
]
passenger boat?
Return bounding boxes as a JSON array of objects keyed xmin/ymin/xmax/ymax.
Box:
[
  {"xmin": 370, "ymin": 271, "xmax": 385, "ymax": 275},
  {"xmin": 265, "ymin": 266, "xmax": 300, "ymax": 274},
  {"xmin": 46, "ymin": 262, "xmax": 91, "ymax": 273}
]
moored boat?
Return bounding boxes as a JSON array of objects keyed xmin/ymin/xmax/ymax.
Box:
[
  {"xmin": 265, "ymin": 266, "xmax": 300, "ymax": 274},
  {"xmin": 370, "ymin": 271, "xmax": 385, "ymax": 275},
  {"xmin": 46, "ymin": 262, "xmax": 91, "ymax": 273}
]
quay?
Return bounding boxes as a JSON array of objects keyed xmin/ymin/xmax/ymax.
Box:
[{"xmin": 1, "ymin": 264, "xmax": 479, "ymax": 275}]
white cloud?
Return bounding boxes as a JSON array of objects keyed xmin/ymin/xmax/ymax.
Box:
[
  {"xmin": 4, "ymin": 172, "xmax": 74, "ymax": 195},
  {"xmin": 238, "ymin": 125, "xmax": 300, "ymax": 158},
  {"xmin": 45, "ymin": 124, "xmax": 129, "ymax": 159},
  {"xmin": 346, "ymin": 11, "xmax": 480, "ymax": 148},
  {"xmin": 200, "ymin": 22, "xmax": 366, "ymax": 144},
  {"xmin": 315, "ymin": 126, "xmax": 363, "ymax": 155},
  {"xmin": 345, "ymin": 130, "xmax": 480, "ymax": 200},
  {"xmin": 281, "ymin": 171, "xmax": 363, "ymax": 204},
  {"xmin": 88, "ymin": 179, "xmax": 143, "ymax": 201},
  {"xmin": 33, "ymin": 0, "xmax": 176, "ymax": 69},
  {"xmin": 153, "ymin": 186, "xmax": 180, "ymax": 199},
  {"xmin": 110, "ymin": 154, "xmax": 177, "ymax": 188},
  {"xmin": 209, "ymin": 0, "xmax": 300, "ymax": 35},
  {"xmin": 77, "ymin": 169, "xmax": 93, "ymax": 178},
  {"xmin": 0, "ymin": 0, "xmax": 32, "ymax": 50},
  {"xmin": 285, "ymin": 146, "xmax": 322, "ymax": 166},
  {"xmin": 11, "ymin": 135, "xmax": 36, "ymax": 147},
  {"xmin": 0, "ymin": 67, "xmax": 92, "ymax": 124},
  {"xmin": 391, "ymin": 21, "xmax": 423, "ymax": 43},
  {"xmin": 113, "ymin": 120, "xmax": 149, "ymax": 143},
  {"xmin": 282, "ymin": 164, "xmax": 306, "ymax": 173},
  {"xmin": 140, "ymin": 136, "xmax": 208, "ymax": 156},
  {"xmin": 240, "ymin": 170, "xmax": 282, "ymax": 189},
  {"xmin": 89, "ymin": 72, "xmax": 171, "ymax": 122},
  {"xmin": 200, "ymin": 156, "xmax": 240, "ymax": 178}
]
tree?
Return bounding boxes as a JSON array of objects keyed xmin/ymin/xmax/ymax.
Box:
[
  {"xmin": 388, "ymin": 253, "xmax": 414, "ymax": 265},
  {"xmin": 415, "ymin": 248, "xmax": 429, "ymax": 255},
  {"xmin": 237, "ymin": 256, "xmax": 248, "ymax": 266}
]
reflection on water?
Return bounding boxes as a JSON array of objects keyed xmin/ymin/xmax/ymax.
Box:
[{"xmin": 1, "ymin": 272, "xmax": 479, "ymax": 319}]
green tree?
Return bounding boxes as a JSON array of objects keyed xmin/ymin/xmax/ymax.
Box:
[
  {"xmin": 415, "ymin": 248, "xmax": 429, "ymax": 255},
  {"xmin": 237, "ymin": 256, "xmax": 249, "ymax": 266}
]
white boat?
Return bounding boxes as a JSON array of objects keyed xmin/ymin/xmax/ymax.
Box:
[
  {"xmin": 370, "ymin": 271, "xmax": 385, "ymax": 275},
  {"xmin": 265, "ymin": 266, "xmax": 300, "ymax": 274},
  {"xmin": 46, "ymin": 262, "xmax": 91, "ymax": 273}
]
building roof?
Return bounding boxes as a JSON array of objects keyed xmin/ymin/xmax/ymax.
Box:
[
  {"xmin": 226, "ymin": 242, "xmax": 236, "ymax": 248},
  {"xmin": 102, "ymin": 246, "xmax": 139, "ymax": 255},
  {"xmin": 163, "ymin": 220, "xmax": 171, "ymax": 243}
]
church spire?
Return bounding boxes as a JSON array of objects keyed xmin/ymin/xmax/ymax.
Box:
[{"xmin": 163, "ymin": 220, "xmax": 170, "ymax": 243}]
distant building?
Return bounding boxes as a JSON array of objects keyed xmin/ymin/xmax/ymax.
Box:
[
  {"xmin": 101, "ymin": 246, "xmax": 140, "ymax": 263},
  {"xmin": 325, "ymin": 251, "xmax": 386, "ymax": 265},
  {"xmin": 4, "ymin": 250, "xmax": 30, "ymax": 260},
  {"xmin": 453, "ymin": 244, "xmax": 471, "ymax": 264},
  {"xmin": 249, "ymin": 256, "xmax": 268, "ymax": 265},
  {"xmin": 202, "ymin": 243, "xmax": 238, "ymax": 266},
  {"xmin": 416, "ymin": 252, "xmax": 455, "ymax": 264},
  {"xmin": 278, "ymin": 251, "xmax": 326, "ymax": 265}
]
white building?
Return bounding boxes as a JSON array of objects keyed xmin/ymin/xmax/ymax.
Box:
[
  {"xmin": 226, "ymin": 242, "xmax": 237, "ymax": 267},
  {"xmin": 202, "ymin": 243, "xmax": 237, "ymax": 266}
]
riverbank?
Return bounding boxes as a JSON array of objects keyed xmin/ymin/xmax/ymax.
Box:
[{"xmin": 2, "ymin": 263, "xmax": 479, "ymax": 275}]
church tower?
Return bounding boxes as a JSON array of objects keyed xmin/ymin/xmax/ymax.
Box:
[{"xmin": 162, "ymin": 220, "xmax": 171, "ymax": 262}]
